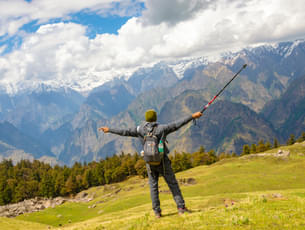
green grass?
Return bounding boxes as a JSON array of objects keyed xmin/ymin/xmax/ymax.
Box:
[
  {"xmin": 0, "ymin": 217, "xmax": 47, "ymax": 230},
  {"xmin": 1, "ymin": 141, "xmax": 304, "ymax": 229},
  {"xmin": 16, "ymin": 202, "xmax": 99, "ymax": 227},
  {"xmin": 92, "ymin": 190, "xmax": 305, "ymax": 230}
]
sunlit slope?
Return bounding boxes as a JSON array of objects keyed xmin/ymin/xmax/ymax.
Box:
[
  {"xmin": 0, "ymin": 217, "xmax": 47, "ymax": 230},
  {"xmin": 1, "ymin": 141, "xmax": 304, "ymax": 229}
]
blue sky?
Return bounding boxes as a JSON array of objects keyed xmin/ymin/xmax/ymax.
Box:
[
  {"xmin": 0, "ymin": 0, "xmax": 305, "ymax": 93},
  {"xmin": 21, "ymin": 2, "xmax": 144, "ymax": 36},
  {"xmin": 0, "ymin": 0, "xmax": 144, "ymax": 54},
  {"xmin": 69, "ymin": 12, "xmax": 131, "ymax": 37}
]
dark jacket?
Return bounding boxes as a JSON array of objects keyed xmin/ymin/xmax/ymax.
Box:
[{"xmin": 108, "ymin": 115, "xmax": 193, "ymax": 155}]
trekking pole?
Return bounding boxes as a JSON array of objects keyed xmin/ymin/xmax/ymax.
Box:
[{"xmin": 200, "ymin": 64, "xmax": 247, "ymax": 113}]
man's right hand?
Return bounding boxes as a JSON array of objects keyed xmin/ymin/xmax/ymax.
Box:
[{"xmin": 98, "ymin": 127, "xmax": 109, "ymax": 133}]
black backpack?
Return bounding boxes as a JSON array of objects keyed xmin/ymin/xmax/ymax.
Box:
[{"xmin": 143, "ymin": 125, "xmax": 164, "ymax": 165}]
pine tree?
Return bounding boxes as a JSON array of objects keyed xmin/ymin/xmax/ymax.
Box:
[
  {"xmin": 26, "ymin": 180, "xmax": 40, "ymax": 198},
  {"xmin": 65, "ymin": 174, "xmax": 78, "ymax": 195},
  {"xmin": 6, "ymin": 179, "xmax": 17, "ymax": 202},
  {"xmin": 242, "ymin": 145, "xmax": 250, "ymax": 155},
  {"xmin": 250, "ymin": 144, "xmax": 257, "ymax": 154},
  {"xmin": 134, "ymin": 159, "xmax": 147, "ymax": 178},
  {"xmin": 14, "ymin": 181, "xmax": 28, "ymax": 202},
  {"xmin": 198, "ymin": 146, "xmax": 205, "ymax": 153},
  {"xmin": 207, "ymin": 150, "xmax": 218, "ymax": 165},
  {"xmin": 54, "ymin": 173, "xmax": 66, "ymax": 196},
  {"xmin": 273, "ymin": 138, "xmax": 279, "ymax": 148},
  {"xmin": 191, "ymin": 150, "xmax": 205, "ymax": 167},
  {"xmin": 96, "ymin": 162, "xmax": 105, "ymax": 185},
  {"xmin": 88, "ymin": 163, "xmax": 100, "ymax": 187},
  {"xmin": 39, "ymin": 173, "xmax": 55, "ymax": 198},
  {"xmin": 257, "ymin": 140, "xmax": 266, "ymax": 153},
  {"xmin": 231, "ymin": 152, "xmax": 238, "ymax": 157},
  {"xmin": 265, "ymin": 141, "xmax": 271, "ymax": 151},
  {"xmin": 297, "ymin": 132, "xmax": 305, "ymax": 142},
  {"xmin": 171, "ymin": 151, "xmax": 183, "ymax": 172},
  {"xmin": 218, "ymin": 152, "xmax": 231, "ymax": 160},
  {"xmin": 113, "ymin": 166, "xmax": 128, "ymax": 182},
  {"xmin": 287, "ymin": 134, "xmax": 295, "ymax": 145},
  {"xmin": 180, "ymin": 152, "xmax": 192, "ymax": 171},
  {"xmin": 82, "ymin": 169, "xmax": 91, "ymax": 189},
  {"xmin": 121, "ymin": 154, "xmax": 137, "ymax": 176},
  {"xmin": 0, "ymin": 179, "xmax": 12, "ymax": 205}
]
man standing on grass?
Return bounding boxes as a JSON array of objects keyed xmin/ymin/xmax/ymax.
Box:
[{"xmin": 98, "ymin": 109, "xmax": 202, "ymax": 218}]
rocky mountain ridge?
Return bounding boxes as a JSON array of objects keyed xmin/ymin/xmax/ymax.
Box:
[
  {"xmin": 0, "ymin": 39, "xmax": 305, "ymax": 165},
  {"xmin": 262, "ymin": 74, "xmax": 305, "ymax": 139}
]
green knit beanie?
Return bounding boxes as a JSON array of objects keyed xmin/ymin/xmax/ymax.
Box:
[{"xmin": 145, "ymin": 109, "xmax": 157, "ymax": 122}]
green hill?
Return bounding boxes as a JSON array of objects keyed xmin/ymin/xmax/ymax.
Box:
[{"xmin": 1, "ymin": 141, "xmax": 305, "ymax": 229}]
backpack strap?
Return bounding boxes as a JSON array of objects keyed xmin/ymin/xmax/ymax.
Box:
[{"xmin": 144, "ymin": 123, "xmax": 157, "ymax": 137}]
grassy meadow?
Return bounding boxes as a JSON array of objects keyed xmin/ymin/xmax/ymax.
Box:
[{"xmin": 1, "ymin": 141, "xmax": 305, "ymax": 229}]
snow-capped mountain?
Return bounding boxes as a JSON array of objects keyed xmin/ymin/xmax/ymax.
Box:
[
  {"xmin": 0, "ymin": 57, "xmax": 207, "ymax": 96},
  {"xmin": 58, "ymin": 39, "xmax": 305, "ymax": 165},
  {"xmin": 222, "ymin": 39, "xmax": 305, "ymax": 66},
  {"xmin": 0, "ymin": 39, "xmax": 303, "ymax": 96},
  {"xmin": 1, "ymin": 39, "xmax": 305, "ymax": 165}
]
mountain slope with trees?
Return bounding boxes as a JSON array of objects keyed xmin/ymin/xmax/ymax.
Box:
[{"xmin": 1, "ymin": 141, "xmax": 305, "ymax": 229}]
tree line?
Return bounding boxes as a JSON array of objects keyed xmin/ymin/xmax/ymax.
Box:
[
  {"xmin": 0, "ymin": 147, "xmax": 223, "ymax": 206},
  {"xmin": 241, "ymin": 132, "xmax": 305, "ymax": 156},
  {"xmin": 0, "ymin": 131, "xmax": 304, "ymax": 206}
]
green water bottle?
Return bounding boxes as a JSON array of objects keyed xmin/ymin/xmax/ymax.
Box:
[{"xmin": 158, "ymin": 140, "xmax": 164, "ymax": 154}]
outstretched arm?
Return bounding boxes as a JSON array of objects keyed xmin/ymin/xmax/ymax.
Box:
[
  {"xmin": 98, "ymin": 126, "xmax": 138, "ymax": 137},
  {"xmin": 163, "ymin": 111, "xmax": 202, "ymax": 135}
]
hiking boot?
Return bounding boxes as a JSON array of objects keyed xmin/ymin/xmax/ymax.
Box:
[
  {"xmin": 178, "ymin": 207, "xmax": 191, "ymax": 215},
  {"xmin": 155, "ymin": 212, "xmax": 162, "ymax": 218}
]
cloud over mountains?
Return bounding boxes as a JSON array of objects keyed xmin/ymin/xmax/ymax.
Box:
[{"xmin": 0, "ymin": 0, "xmax": 305, "ymax": 93}]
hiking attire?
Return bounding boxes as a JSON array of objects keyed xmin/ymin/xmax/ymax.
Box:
[{"xmin": 107, "ymin": 115, "xmax": 194, "ymax": 215}]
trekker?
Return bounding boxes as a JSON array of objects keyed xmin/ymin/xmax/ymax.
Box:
[{"xmin": 98, "ymin": 109, "xmax": 202, "ymax": 218}]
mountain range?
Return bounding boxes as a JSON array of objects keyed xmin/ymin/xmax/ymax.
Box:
[{"xmin": 0, "ymin": 39, "xmax": 305, "ymax": 165}]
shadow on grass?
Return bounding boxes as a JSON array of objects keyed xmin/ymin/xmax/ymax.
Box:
[{"xmin": 162, "ymin": 209, "xmax": 202, "ymax": 217}]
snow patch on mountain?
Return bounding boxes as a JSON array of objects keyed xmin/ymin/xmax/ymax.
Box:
[
  {"xmin": 167, "ymin": 57, "xmax": 207, "ymax": 79},
  {"xmin": 267, "ymin": 39, "xmax": 304, "ymax": 57},
  {"xmin": 0, "ymin": 40, "xmax": 304, "ymax": 95},
  {"xmin": 221, "ymin": 39, "xmax": 305, "ymax": 66}
]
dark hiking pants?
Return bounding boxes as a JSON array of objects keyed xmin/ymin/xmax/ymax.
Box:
[{"xmin": 146, "ymin": 156, "xmax": 185, "ymax": 214}]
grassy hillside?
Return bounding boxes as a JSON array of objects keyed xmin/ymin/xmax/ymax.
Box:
[{"xmin": 1, "ymin": 141, "xmax": 305, "ymax": 229}]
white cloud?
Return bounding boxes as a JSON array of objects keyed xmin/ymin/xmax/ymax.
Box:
[
  {"xmin": 0, "ymin": 45, "xmax": 6, "ymax": 55},
  {"xmin": 0, "ymin": 0, "xmax": 305, "ymax": 93},
  {"xmin": 0, "ymin": 23, "xmax": 88, "ymax": 85},
  {"xmin": 0, "ymin": 0, "xmax": 144, "ymax": 36},
  {"xmin": 142, "ymin": 0, "xmax": 212, "ymax": 25}
]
